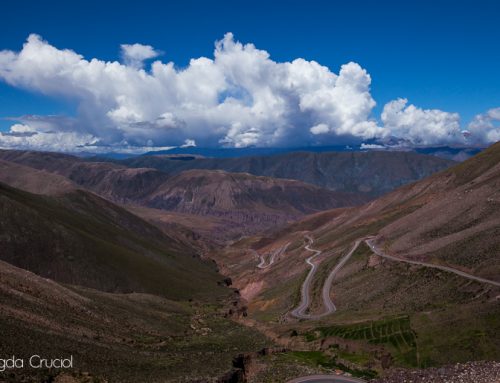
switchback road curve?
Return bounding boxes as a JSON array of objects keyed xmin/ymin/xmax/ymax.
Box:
[{"xmin": 290, "ymin": 237, "xmax": 362, "ymax": 319}]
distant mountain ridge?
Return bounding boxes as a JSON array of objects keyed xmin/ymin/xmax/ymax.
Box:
[
  {"xmin": 138, "ymin": 144, "xmax": 483, "ymax": 161},
  {"xmin": 144, "ymin": 169, "xmax": 363, "ymax": 215},
  {"xmin": 0, "ymin": 149, "xmax": 170, "ymax": 202},
  {"xmin": 112, "ymin": 150, "xmax": 456, "ymax": 198},
  {"xmin": 0, "ymin": 149, "xmax": 368, "ymax": 240},
  {"xmin": 136, "ymin": 168, "xmax": 367, "ymax": 239}
]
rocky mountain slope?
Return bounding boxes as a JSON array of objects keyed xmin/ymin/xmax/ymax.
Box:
[
  {"xmin": 145, "ymin": 169, "xmax": 362, "ymax": 215},
  {"xmin": 113, "ymin": 150, "xmax": 455, "ymax": 198},
  {"xmin": 0, "ymin": 149, "xmax": 170, "ymax": 202},
  {"xmin": 138, "ymin": 169, "xmax": 367, "ymax": 240},
  {"xmin": 0, "ymin": 150, "xmax": 370, "ymax": 241}
]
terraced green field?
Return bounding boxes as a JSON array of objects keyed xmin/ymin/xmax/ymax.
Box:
[{"xmin": 306, "ymin": 316, "xmax": 419, "ymax": 367}]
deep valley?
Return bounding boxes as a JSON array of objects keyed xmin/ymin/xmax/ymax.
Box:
[{"xmin": 0, "ymin": 145, "xmax": 498, "ymax": 382}]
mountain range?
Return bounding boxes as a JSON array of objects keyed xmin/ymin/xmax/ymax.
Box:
[
  {"xmin": 106, "ymin": 150, "xmax": 455, "ymax": 197},
  {"xmin": 0, "ymin": 144, "xmax": 498, "ymax": 382},
  {"xmin": 111, "ymin": 144, "xmax": 481, "ymax": 162},
  {"xmin": 0, "ymin": 149, "xmax": 368, "ymax": 242},
  {"xmin": 1, "ymin": 149, "xmax": 452, "ymax": 243}
]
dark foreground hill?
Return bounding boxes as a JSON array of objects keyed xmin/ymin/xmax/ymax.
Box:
[
  {"xmin": 0, "ymin": 256, "xmax": 269, "ymax": 382},
  {"xmin": 0, "ymin": 180, "xmax": 271, "ymax": 381}
]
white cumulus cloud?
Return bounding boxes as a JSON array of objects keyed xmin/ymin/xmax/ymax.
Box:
[
  {"xmin": 360, "ymin": 143, "xmax": 385, "ymax": 150},
  {"xmin": 0, "ymin": 33, "xmax": 388, "ymax": 152},
  {"xmin": 310, "ymin": 123, "xmax": 330, "ymax": 135},
  {"xmin": 381, "ymin": 98, "xmax": 463, "ymax": 145},
  {"xmin": 181, "ymin": 138, "xmax": 196, "ymax": 148},
  {"xmin": 0, "ymin": 129, "xmax": 98, "ymax": 151},
  {"xmin": 466, "ymin": 107, "xmax": 500, "ymax": 144},
  {"xmin": 0, "ymin": 33, "xmax": 496, "ymax": 153},
  {"xmin": 121, "ymin": 43, "xmax": 160, "ymax": 69}
]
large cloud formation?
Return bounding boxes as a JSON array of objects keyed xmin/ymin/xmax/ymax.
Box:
[
  {"xmin": 381, "ymin": 98, "xmax": 463, "ymax": 145},
  {"xmin": 466, "ymin": 107, "xmax": 500, "ymax": 144},
  {"xmin": 0, "ymin": 33, "xmax": 497, "ymax": 152}
]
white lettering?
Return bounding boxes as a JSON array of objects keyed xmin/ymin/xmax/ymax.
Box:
[
  {"xmin": 29, "ymin": 355, "xmax": 41, "ymax": 368},
  {"xmin": 0, "ymin": 356, "xmax": 24, "ymax": 371},
  {"xmin": 29, "ymin": 355, "xmax": 73, "ymax": 369},
  {"xmin": 62, "ymin": 356, "xmax": 73, "ymax": 368}
]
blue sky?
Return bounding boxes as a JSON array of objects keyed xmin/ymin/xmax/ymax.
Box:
[{"xmin": 0, "ymin": 0, "xmax": 499, "ymax": 151}]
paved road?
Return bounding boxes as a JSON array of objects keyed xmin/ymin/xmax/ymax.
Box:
[
  {"xmin": 286, "ymin": 374, "xmax": 366, "ymax": 383},
  {"xmin": 257, "ymin": 242, "xmax": 290, "ymax": 269},
  {"xmin": 365, "ymin": 238, "xmax": 500, "ymax": 287},
  {"xmin": 288, "ymin": 235, "xmax": 499, "ymax": 321},
  {"xmin": 290, "ymin": 235, "xmax": 322, "ymax": 318},
  {"xmin": 280, "ymin": 237, "xmax": 498, "ymax": 383},
  {"xmin": 290, "ymin": 237, "xmax": 362, "ymax": 319}
]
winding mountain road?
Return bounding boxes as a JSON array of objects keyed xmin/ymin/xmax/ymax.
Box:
[
  {"xmin": 268, "ymin": 236, "xmax": 497, "ymax": 383},
  {"xmin": 257, "ymin": 242, "xmax": 290, "ymax": 269},
  {"xmin": 365, "ymin": 238, "xmax": 500, "ymax": 287},
  {"xmin": 290, "ymin": 237, "xmax": 362, "ymax": 319},
  {"xmin": 286, "ymin": 235, "xmax": 499, "ymax": 322}
]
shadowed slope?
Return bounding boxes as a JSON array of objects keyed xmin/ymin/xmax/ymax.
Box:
[
  {"xmin": 0, "ymin": 182, "xmax": 226, "ymax": 300},
  {"xmin": 0, "ymin": 258, "xmax": 268, "ymax": 382}
]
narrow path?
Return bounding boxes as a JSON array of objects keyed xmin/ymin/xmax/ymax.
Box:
[
  {"xmin": 290, "ymin": 237, "xmax": 361, "ymax": 319},
  {"xmin": 365, "ymin": 238, "xmax": 500, "ymax": 287},
  {"xmin": 256, "ymin": 242, "xmax": 290, "ymax": 269},
  {"xmin": 256, "ymin": 252, "xmax": 267, "ymax": 268}
]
